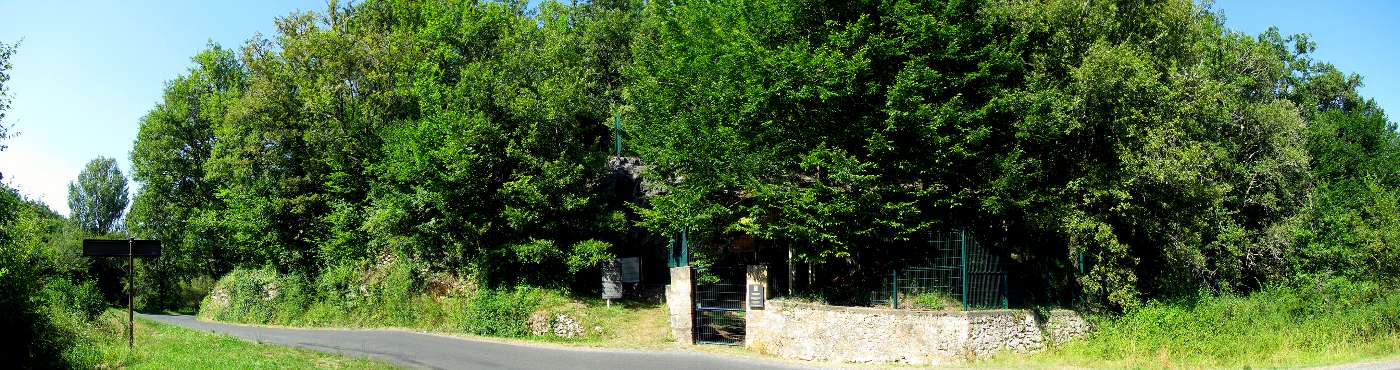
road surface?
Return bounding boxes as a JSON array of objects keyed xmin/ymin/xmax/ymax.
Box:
[{"xmin": 138, "ymin": 314, "xmax": 822, "ymax": 370}]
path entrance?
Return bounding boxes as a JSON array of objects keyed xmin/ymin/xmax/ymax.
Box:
[{"xmin": 693, "ymin": 266, "xmax": 746, "ymax": 345}]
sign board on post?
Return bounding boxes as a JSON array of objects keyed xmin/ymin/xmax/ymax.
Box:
[
  {"xmin": 83, "ymin": 239, "xmax": 161, "ymax": 257},
  {"xmin": 618, "ymin": 257, "xmax": 640, "ymax": 283},
  {"xmin": 601, "ymin": 259, "xmax": 623, "ymax": 300},
  {"xmin": 83, "ymin": 238, "xmax": 161, "ymax": 350},
  {"xmin": 748, "ymin": 284, "xmax": 765, "ymax": 309}
]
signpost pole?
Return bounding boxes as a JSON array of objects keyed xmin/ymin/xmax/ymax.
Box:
[
  {"xmin": 128, "ymin": 237, "xmax": 134, "ymax": 350},
  {"xmin": 82, "ymin": 238, "xmax": 160, "ymax": 352}
]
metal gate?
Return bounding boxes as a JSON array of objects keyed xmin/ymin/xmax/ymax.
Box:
[{"xmin": 693, "ymin": 266, "xmax": 745, "ymax": 345}]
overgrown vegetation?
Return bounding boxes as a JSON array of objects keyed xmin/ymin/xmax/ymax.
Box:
[
  {"xmin": 198, "ymin": 264, "xmax": 669, "ymax": 346},
  {"xmin": 986, "ymin": 277, "xmax": 1400, "ymax": 368},
  {"xmin": 0, "ymin": 174, "xmax": 111, "ymax": 367}
]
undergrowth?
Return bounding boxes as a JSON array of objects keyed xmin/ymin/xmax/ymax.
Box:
[
  {"xmin": 198, "ymin": 259, "xmax": 668, "ymax": 346},
  {"xmin": 985, "ymin": 276, "xmax": 1400, "ymax": 368}
]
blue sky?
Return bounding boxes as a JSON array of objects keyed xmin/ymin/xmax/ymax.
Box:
[
  {"xmin": 1215, "ymin": 0, "xmax": 1399, "ymax": 115},
  {"xmin": 0, "ymin": 0, "xmax": 1396, "ymax": 217}
]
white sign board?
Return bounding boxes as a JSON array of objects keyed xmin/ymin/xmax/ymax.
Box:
[{"xmin": 601, "ymin": 259, "xmax": 623, "ymax": 299}]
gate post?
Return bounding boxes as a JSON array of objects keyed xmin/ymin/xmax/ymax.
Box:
[
  {"xmin": 666, "ymin": 266, "xmax": 694, "ymax": 344},
  {"xmin": 745, "ymin": 264, "xmax": 768, "ymax": 347}
]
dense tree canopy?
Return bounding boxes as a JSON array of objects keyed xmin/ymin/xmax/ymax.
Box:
[{"xmin": 122, "ymin": 0, "xmax": 1400, "ymax": 311}]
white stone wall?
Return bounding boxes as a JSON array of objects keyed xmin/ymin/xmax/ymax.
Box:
[{"xmin": 746, "ymin": 300, "xmax": 1090, "ymax": 365}]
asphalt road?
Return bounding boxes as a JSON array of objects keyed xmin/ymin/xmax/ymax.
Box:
[{"xmin": 138, "ymin": 314, "xmax": 821, "ymax": 370}]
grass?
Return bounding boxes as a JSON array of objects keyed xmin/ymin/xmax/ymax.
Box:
[
  {"xmin": 553, "ymin": 298, "xmax": 672, "ymax": 348},
  {"xmin": 979, "ymin": 277, "xmax": 1400, "ymax": 368},
  {"xmin": 90, "ymin": 310, "xmax": 395, "ymax": 369}
]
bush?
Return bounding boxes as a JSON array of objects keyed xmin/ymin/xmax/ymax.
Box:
[
  {"xmin": 201, "ymin": 263, "xmax": 574, "ymax": 341},
  {"xmin": 462, "ymin": 288, "xmax": 544, "ymax": 337},
  {"xmin": 201, "ymin": 267, "xmax": 283, "ymax": 323},
  {"xmin": 39, "ymin": 278, "xmax": 106, "ymax": 320}
]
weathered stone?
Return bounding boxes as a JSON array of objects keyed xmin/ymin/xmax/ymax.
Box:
[
  {"xmin": 664, "ymin": 267, "xmax": 693, "ymax": 343},
  {"xmin": 528, "ymin": 311, "xmax": 552, "ymax": 336},
  {"xmin": 746, "ymin": 301, "xmax": 1088, "ymax": 365},
  {"xmin": 552, "ymin": 314, "xmax": 584, "ymax": 338},
  {"xmin": 208, "ymin": 286, "xmax": 230, "ymax": 310}
]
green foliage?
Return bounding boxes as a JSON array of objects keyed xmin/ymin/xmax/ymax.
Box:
[
  {"xmin": 906, "ymin": 291, "xmax": 959, "ymax": 311},
  {"xmin": 995, "ymin": 277, "xmax": 1400, "ymax": 368},
  {"xmin": 115, "ymin": 0, "xmax": 1400, "ymax": 314},
  {"xmin": 127, "ymin": 43, "xmax": 246, "ymax": 311},
  {"xmin": 461, "ymin": 288, "xmax": 544, "ymax": 337},
  {"xmin": 67, "ymin": 157, "xmax": 130, "ymax": 234},
  {"xmin": 0, "ymin": 185, "xmax": 106, "ymax": 368},
  {"xmin": 39, "ymin": 278, "xmax": 106, "ymax": 321},
  {"xmin": 199, "ymin": 265, "xmax": 562, "ymax": 339},
  {"xmin": 0, "ymin": 40, "xmax": 14, "ymax": 153}
]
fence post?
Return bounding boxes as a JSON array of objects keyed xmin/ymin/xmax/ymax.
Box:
[
  {"xmin": 960, "ymin": 229, "xmax": 968, "ymax": 311},
  {"xmin": 680, "ymin": 227, "xmax": 689, "ymax": 266},
  {"xmin": 665, "ymin": 266, "xmax": 694, "ymax": 344},
  {"xmin": 613, "ymin": 111, "xmax": 622, "ymax": 157},
  {"xmin": 745, "ymin": 264, "xmax": 768, "ymax": 348},
  {"xmin": 891, "ymin": 270, "xmax": 898, "ymax": 309}
]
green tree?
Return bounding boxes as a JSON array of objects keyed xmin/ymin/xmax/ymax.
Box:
[
  {"xmin": 128, "ymin": 43, "xmax": 246, "ymax": 309},
  {"xmin": 68, "ymin": 157, "xmax": 130, "ymax": 235}
]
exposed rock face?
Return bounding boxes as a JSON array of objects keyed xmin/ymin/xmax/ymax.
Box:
[
  {"xmin": 607, "ymin": 156, "xmax": 666, "ymax": 199},
  {"xmin": 208, "ymin": 286, "xmax": 230, "ymax": 310},
  {"xmin": 746, "ymin": 301, "xmax": 1092, "ymax": 365}
]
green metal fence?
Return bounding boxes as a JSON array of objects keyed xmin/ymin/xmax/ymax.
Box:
[{"xmin": 870, "ymin": 229, "xmax": 1008, "ymax": 310}]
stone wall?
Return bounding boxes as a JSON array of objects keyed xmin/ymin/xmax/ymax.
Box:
[{"xmin": 746, "ymin": 300, "xmax": 1090, "ymax": 365}]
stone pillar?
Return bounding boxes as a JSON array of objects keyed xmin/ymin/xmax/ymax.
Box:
[
  {"xmin": 665, "ymin": 266, "xmax": 693, "ymax": 344},
  {"xmin": 745, "ymin": 264, "xmax": 768, "ymax": 347}
]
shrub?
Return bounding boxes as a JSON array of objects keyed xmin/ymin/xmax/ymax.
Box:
[
  {"xmin": 462, "ymin": 288, "xmax": 545, "ymax": 337},
  {"xmin": 39, "ymin": 277, "xmax": 105, "ymax": 320}
]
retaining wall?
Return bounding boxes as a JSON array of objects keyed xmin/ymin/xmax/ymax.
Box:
[{"xmin": 745, "ymin": 301, "xmax": 1090, "ymax": 365}]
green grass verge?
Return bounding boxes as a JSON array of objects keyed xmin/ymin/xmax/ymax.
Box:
[
  {"xmin": 981, "ymin": 277, "xmax": 1400, "ymax": 368},
  {"xmin": 90, "ymin": 310, "xmax": 394, "ymax": 369}
]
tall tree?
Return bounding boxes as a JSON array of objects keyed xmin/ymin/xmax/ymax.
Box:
[
  {"xmin": 68, "ymin": 157, "xmax": 130, "ymax": 234},
  {"xmin": 128, "ymin": 44, "xmax": 246, "ymax": 308},
  {"xmin": 0, "ymin": 41, "xmax": 16, "ymax": 164}
]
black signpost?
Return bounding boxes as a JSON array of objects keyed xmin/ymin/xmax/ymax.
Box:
[{"xmin": 83, "ymin": 238, "xmax": 160, "ymax": 350}]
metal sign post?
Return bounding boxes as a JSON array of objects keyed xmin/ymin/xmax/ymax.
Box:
[{"xmin": 83, "ymin": 238, "xmax": 161, "ymax": 350}]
